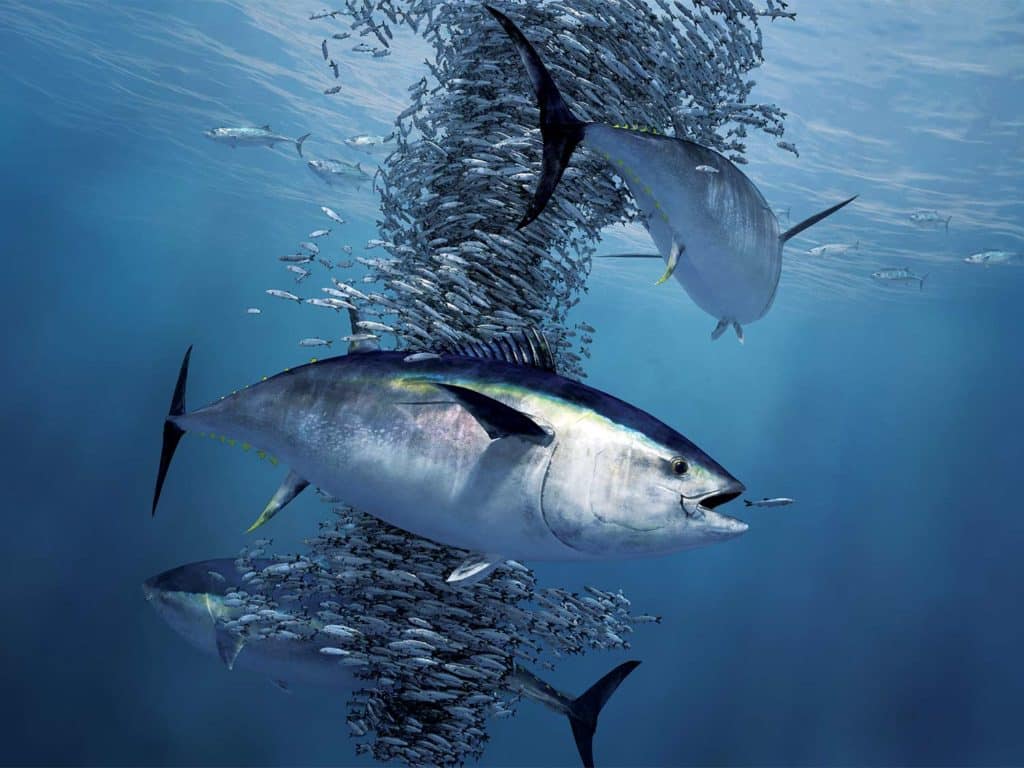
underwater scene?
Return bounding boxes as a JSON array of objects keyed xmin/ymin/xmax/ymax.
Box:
[{"xmin": 1, "ymin": 1, "xmax": 1022, "ymax": 766}]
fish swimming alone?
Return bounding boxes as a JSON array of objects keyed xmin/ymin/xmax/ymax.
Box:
[
  {"xmin": 909, "ymin": 210, "xmax": 951, "ymax": 231},
  {"xmin": 744, "ymin": 497, "xmax": 794, "ymax": 508},
  {"xmin": 484, "ymin": 5, "xmax": 855, "ymax": 343},
  {"xmin": 151, "ymin": 329, "xmax": 746, "ymax": 583},
  {"xmin": 964, "ymin": 250, "xmax": 1021, "ymax": 266},
  {"xmin": 307, "ymin": 158, "xmax": 372, "ymax": 187},
  {"xmin": 872, "ymin": 267, "xmax": 927, "ymax": 291},
  {"xmin": 808, "ymin": 241, "xmax": 859, "ymax": 257},
  {"xmin": 144, "ymin": 557, "xmax": 641, "ymax": 768},
  {"xmin": 204, "ymin": 126, "xmax": 310, "ymax": 157}
]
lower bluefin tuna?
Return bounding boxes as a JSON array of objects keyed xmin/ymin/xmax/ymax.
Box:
[
  {"xmin": 151, "ymin": 334, "xmax": 745, "ymax": 583},
  {"xmin": 144, "ymin": 558, "xmax": 640, "ymax": 768}
]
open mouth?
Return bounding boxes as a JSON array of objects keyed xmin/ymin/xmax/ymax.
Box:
[{"xmin": 680, "ymin": 481, "xmax": 747, "ymax": 534}]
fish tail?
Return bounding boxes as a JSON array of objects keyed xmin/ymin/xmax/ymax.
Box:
[
  {"xmin": 295, "ymin": 132, "xmax": 311, "ymax": 157},
  {"xmin": 920, "ymin": 273, "xmax": 928, "ymax": 291},
  {"xmin": 945, "ymin": 216, "xmax": 951, "ymax": 232},
  {"xmin": 744, "ymin": 499, "xmax": 753, "ymax": 507},
  {"xmin": 567, "ymin": 660, "xmax": 641, "ymax": 768},
  {"xmin": 152, "ymin": 346, "xmax": 192, "ymax": 516},
  {"xmin": 485, "ymin": 5, "xmax": 586, "ymax": 230}
]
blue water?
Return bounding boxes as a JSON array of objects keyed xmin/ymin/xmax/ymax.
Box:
[{"xmin": 1, "ymin": 1, "xmax": 1022, "ymax": 765}]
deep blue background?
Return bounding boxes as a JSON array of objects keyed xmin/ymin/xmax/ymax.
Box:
[{"xmin": 0, "ymin": 1, "xmax": 1021, "ymax": 765}]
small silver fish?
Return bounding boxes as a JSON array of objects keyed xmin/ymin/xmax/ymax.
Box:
[
  {"xmin": 309, "ymin": 229, "xmax": 331, "ymax": 239},
  {"xmin": 695, "ymin": 164, "xmax": 719, "ymax": 174},
  {"xmin": 246, "ymin": 307, "xmax": 262, "ymax": 315},
  {"xmin": 299, "ymin": 338, "xmax": 332, "ymax": 348},
  {"xmin": 321, "ymin": 206, "xmax": 345, "ymax": 224},
  {"xmin": 265, "ymin": 289, "xmax": 301, "ymax": 302},
  {"xmin": 743, "ymin": 497, "xmax": 794, "ymax": 508}
]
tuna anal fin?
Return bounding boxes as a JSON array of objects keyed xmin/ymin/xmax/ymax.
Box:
[
  {"xmin": 447, "ymin": 553, "xmax": 503, "ymax": 585},
  {"xmin": 732, "ymin": 321, "xmax": 744, "ymax": 344},
  {"xmin": 780, "ymin": 195, "xmax": 858, "ymax": 243},
  {"xmin": 710, "ymin": 320, "xmax": 729, "ymax": 341},
  {"xmin": 246, "ymin": 470, "xmax": 310, "ymax": 533},
  {"xmin": 567, "ymin": 660, "xmax": 642, "ymax": 768},
  {"xmin": 215, "ymin": 625, "xmax": 245, "ymax": 670},
  {"xmin": 654, "ymin": 241, "xmax": 684, "ymax": 286},
  {"xmin": 436, "ymin": 383, "xmax": 551, "ymax": 444}
]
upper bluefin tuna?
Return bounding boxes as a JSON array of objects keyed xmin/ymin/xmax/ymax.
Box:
[{"xmin": 484, "ymin": 6, "xmax": 855, "ymax": 342}]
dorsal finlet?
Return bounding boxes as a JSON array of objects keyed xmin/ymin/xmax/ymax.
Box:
[{"xmin": 444, "ymin": 328, "xmax": 557, "ymax": 373}]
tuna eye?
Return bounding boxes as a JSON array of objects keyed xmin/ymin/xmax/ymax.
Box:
[{"xmin": 671, "ymin": 458, "xmax": 689, "ymax": 476}]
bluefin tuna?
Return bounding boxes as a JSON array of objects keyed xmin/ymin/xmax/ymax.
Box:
[
  {"xmin": 307, "ymin": 158, "xmax": 372, "ymax": 187},
  {"xmin": 484, "ymin": 6, "xmax": 855, "ymax": 342},
  {"xmin": 144, "ymin": 557, "xmax": 639, "ymax": 768},
  {"xmin": 151, "ymin": 330, "xmax": 746, "ymax": 583}
]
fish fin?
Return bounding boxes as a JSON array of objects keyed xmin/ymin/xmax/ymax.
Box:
[
  {"xmin": 446, "ymin": 553, "xmax": 504, "ymax": 585},
  {"xmin": 654, "ymin": 241, "xmax": 684, "ymax": 286},
  {"xmin": 710, "ymin": 320, "xmax": 729, "ymax": 341},
  {"xmin": 945, "ymin": 216, "xmax": 951, "ymax": 232},
  {"xmin": 920, "ymin": 273, "xmax": 928, "ymax": 291},
  {"xmin": 567, "ymin": 660, "xmax": 642, "ymax": 768},
  {"xmin": 346, "ymin": 307, "xmax": 379, "ymax": 353},
  {"xmin": 732, "ymin": 322, "xmax": 744, "ymax": 344},
  {"xmin": 445, "ymin": 328, "xmax": 557, "ymax": 372},
  {"xmin": 260, "ymin": 124, "xmax": 270, "ymax": 130},
  {"xmin": 485, "ymin": 5, "xmax": 586, "ymax": 229},
  {"xmin": 246, "ymin": 469, "xmax": 310, "ymax": 533},
  {"xmin": 434, "ymin": 383, "xmax": 551, "ymax": 444},
  {"xmin": 780, "ymin": 195, "xmax": 858, "ymax": 243},
  {"xmin": 272, "ymin": 679, "xmax": 292, "ymax": 693},
  {"xmin": 152, "ymin": 346, "xmax": 192, "ymax": 516},
  {"xmin": 295, "ymin": 132, "xmax": 311, "ymax": 157},
  {"xmin": 215, "ymin": 625, "xmax": 245, "ymax": 670},
  {"xmin": 744, "ymin": 499, "xmax": 753, "ymax": 507}
]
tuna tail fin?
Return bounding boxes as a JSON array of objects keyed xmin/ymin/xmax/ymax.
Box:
[
  {"xmin": 567, "ymin": 660, "xmax": 641, "ymax": 768},
  {"xmin": 485, "ymin": 5, "xmax": 586, "ymax": 229},
  {"xmin": 744, "ymin": 499, "xmax": 753, "ymax": 507},
  {"xmin": 780, "ymin": 195, "xmax": 858, "ymax": 243},
  {"xmin": 152, "ymin": 346, "xmax": 192, "ymax": 516},
  {"xmin": 295, "ymin": 132, "xmax": 311, "ymax": 157}
]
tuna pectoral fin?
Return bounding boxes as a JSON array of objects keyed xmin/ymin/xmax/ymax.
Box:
[
  {"xmin": 447, "ymin": 553, "xmax": 503, "ymax": 585},
  {"xmin": 152, "ymin": 346, "xmax": 192, "ymax": 516},
  {"xmin": 779, "ymin": 195, "xmax": 858, "ymax": 243},
  {"xmin": 215, "ymin": 625, "xmax": 245, "ymax": 670},
  {"xmin": 710, "ymin": 320, "xmax": 729, "ymax": 341},
  {"xmin": 567, "ymin": 660, "xmax": 642, "ymax": 768},
  {"xmin": 246, "ymin": 470, "xmax": 310, "ymax": 533},
  {"xmin": 295, "ymin": 132, "xmax": 311, "ymax": 157},
  {"xmin": 435, "ymin": 383, "xmax": 551, "ymax": 445},
  {"xmin": 732, "ymin": 321, "xmax": 744, "ymax": 344},
  {"xmin": 485, "ymin": 5, "xmax": 585, "ymax": 229},
  {"xmin": 654, "ymin": 241, "xmax": 684, "ymax": 286}
]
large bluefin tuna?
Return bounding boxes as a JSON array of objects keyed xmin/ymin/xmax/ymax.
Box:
[
  {"xmin": 151, "ymin": 331, "xmax": 746, "ymax": 583},
  {"xmin": 144, "ymin": 558, "xmax": 641, "ymax": 768},
  {"xmin": 484, "ymin": 6, "xmax": 856, "ymax": 342}
]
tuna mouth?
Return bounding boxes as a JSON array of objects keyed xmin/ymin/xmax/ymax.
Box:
[{"xmin": 681, "ymin": 481, "xmax": 748, "ymax": 536}]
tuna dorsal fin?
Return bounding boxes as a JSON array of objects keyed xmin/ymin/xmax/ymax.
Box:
[
  {"xmin": 260, "ymin": 124, "xmax": 271, "ymax": 130},
  {"xmin": 780, "ymin": 195, "xmax": 858, "ymax": 243},
  {"xmin": 215, "ymin": 625, "xmax": 245, "ymax": 670},
  {"xmin": 435, "ymin": 383, "xmax": 551, "ymax": 444},
  {"xmin": 445, "ymin": 328, "xmax": 557, "ymax": 373},
  {"xmin": 346, "ymin": 307, "xmax": 379, "ymax": 353}
]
